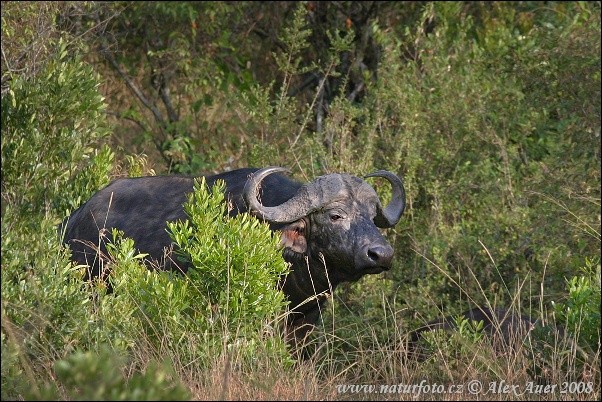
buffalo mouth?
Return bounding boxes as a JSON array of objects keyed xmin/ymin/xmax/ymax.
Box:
[
  {"xmin": 344, "ymin": 263, "xmax": 390, "ymax": 281},
  {"xmin": 363, "ymin": 264, "xmax": 390, "ymax": 275}
]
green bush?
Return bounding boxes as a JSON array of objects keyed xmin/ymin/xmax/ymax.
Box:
[
  {"xmin": 1, "ymin": 40, "xmax": 113, "ymax": 222},
  {"xmin": 28, "ymin": 345, "xmax": 191, "ymax": 401},
  {"xmin": 53, "ymin": 346, "xmax": 190, "ymax": 401},
  {"xmin": 83, "ymin": 177, "xmax": 293, "ymax": 370},
  {"xmin": 553, "ymin": 258, "xmax": 601, "ymax": 354},
  {"xmin": 1, "ymin": 26, "xmax": 117, "ymax": 398},
  {"xmin": 165, "ymin": 178, "xmax": 291, "ymax": 361}
]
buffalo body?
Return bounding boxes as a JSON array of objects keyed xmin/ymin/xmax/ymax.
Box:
[{"xmin": 62, "ymin": 166, "xmax": 406, "ymax": 345}]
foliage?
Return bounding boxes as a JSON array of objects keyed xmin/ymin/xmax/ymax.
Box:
[
  {"xmin": 65, "ymin": 1, "xmax": 253, "ymax": 173},
  {"xmin": 1, "ymin": 2, "xmax": 66, "ymax": 82},
  {"xmin": 31, "ymin": 346, "xmax": 191, "ymax": 401},
  {"xmin": 1, "ymin": 1, "xmax": 600, "ymax": 400},
  {"xmin": 414, "ymin": 315, "xmax": 490, "ymax": 376},
  {"xmin": 1, "ymin": 19, "xmax": 114, "ymax": 398},
  {"xmin": 1, "ymin": 6, "xmax": 115, "ymax": 392},
  {"xmin": 309, "ymin": 0, "xmax": 601, "ymax": 335},
  {"xmin": 553, "ymin": 258, "xmax": 601, "ymax": 354},
  {"xmin": 1, "ymin": 42, "xmax": 113, "ymax": 221},
  {"xmin": 165, "ymin": 178, "xmax": 291, "ymax": 360}
]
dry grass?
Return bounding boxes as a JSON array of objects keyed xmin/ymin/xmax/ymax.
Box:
[
  {"xmin": 149, "ymin": 299, "xmax": 600, "ymax": 401},
  {"xmin": 166, "ymin": 327, "xmax": 599, "ymax": 401},
  {"xmin": 183, "ymin": 354, "xmax": 326, "ymax": 400},
  {"xmin": 159, "ymin": 255, "xmax": 601, "ymax": 401}
]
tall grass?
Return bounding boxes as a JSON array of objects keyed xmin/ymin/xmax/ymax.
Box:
[
  {"xmin": 163, "ymin": 259, "xmax": 599, "ymax": 401},
  {"xmin": 1, "ymin": 182, "xmax": 599, "ymax": 400}
]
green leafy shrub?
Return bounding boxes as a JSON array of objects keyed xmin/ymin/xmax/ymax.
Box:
[
  {"xmin": 88, "ymin": 177, "xmax": 293, "ymax": 371},
  {"xmin": 165, "ymin": 178, "xmax": 291, "ymax": 361},
  {"xmin": 1, "ymin": 332, "xmax": 25, "ymax": 400},
  {"xmin": 1, "ymin": 40, "xmax": 114, "ymax": 346},
  {"xmin": 553, "ymin": 258, "xmax": 601, "ymax": 355},
  {"xmin": 1, "ymin": 26, "xmax": 117, "ymax": 398},
  {"xmin": 518, "ymin": 260, "xmax": 601, "ymax": 384},
  {"xmin": 1, "ymin": 40, "xmax": 112, "ymax": 222},
  {"xmin": 25, "ymin": 345, "xmax": 191, "ymax": 401}
]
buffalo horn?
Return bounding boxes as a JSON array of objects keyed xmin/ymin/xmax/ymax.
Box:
[
  {"xmin": 243, "ymin": 166, "xmax": 319, "ymax": 224},
  {"xmin": 364, "ymin": 170, "xmax": 406, "ymax": 228}
]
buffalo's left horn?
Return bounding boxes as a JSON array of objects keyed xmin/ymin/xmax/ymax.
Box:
[{"xmin": 364, "ymin": 170, "xmax": 406, "ymax": 228}]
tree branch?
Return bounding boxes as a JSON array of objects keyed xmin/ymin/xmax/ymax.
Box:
[
  {"xmin": 144, "ymin": 38, "xmax": 179, "ymax": 125},
  {"xmin": 94, "ymin": 14, "xmax": 168, "ymax": 133}
]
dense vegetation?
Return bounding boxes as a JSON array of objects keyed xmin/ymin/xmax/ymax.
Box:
[{"xmin": 2, "ymin": 1, "xmax": 600, "ymax": 400}]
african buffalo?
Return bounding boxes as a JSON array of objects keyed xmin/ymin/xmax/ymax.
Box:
[
  {"xmin": 61, "ymin": 166, "xmax": 405, "ymax": 345},
  {"xmin": 406, "ymin": 307, "xmax": 566, "ymax": 360}
]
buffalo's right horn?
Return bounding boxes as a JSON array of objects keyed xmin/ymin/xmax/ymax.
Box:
[
  {"xmin": 243, "ymin": 167, "xmax": 316, "ymax": 224},
  {"xmin": 364, "ymin": 170, "xmax": 406, "ymax": 228}
]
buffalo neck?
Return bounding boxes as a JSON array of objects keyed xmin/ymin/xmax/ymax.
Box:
[{"xmin": 280, "ymin": 249, "xmax": 342, "ymax": 316}]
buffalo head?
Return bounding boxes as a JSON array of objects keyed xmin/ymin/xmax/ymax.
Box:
[{"xmin": 242, "ymin": 167, "xmax": 405, "ymax": 344}]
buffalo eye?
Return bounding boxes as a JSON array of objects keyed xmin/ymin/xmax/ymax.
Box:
[{"xmin": 330, "ymin": 213, "xmax": 343, "ymax": 222}]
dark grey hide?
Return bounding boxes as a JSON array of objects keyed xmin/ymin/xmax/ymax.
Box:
[
  {"xmin": 406, "ymin": 307, "xmax": 560, "ymax": 360},
  {"xmin": 61, "ymin": 166, "xmax": 406, "ymax": 345}
]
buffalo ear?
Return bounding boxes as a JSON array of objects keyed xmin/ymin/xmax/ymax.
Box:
[{"xmin": 280, "ymin": 221, "xmax": 307, "ymax": 253}]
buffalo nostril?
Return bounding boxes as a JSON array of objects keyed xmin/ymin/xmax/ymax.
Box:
[
  {"xmin": 367, "ymin": 245, "xmax": 393, "ymax": 265},
  {"xmin": 367, "ymin": 249, "xmax": 380, "ymax": 262}
]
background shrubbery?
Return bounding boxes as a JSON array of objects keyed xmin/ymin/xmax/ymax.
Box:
[{"xmin": 2, "ymin": 1, "xmax": 600, "ymax": 400}]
